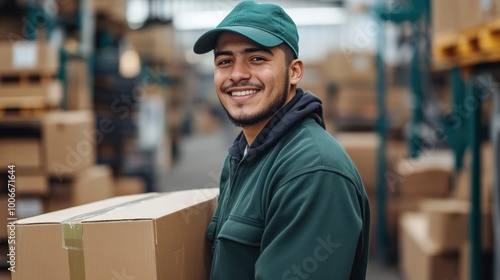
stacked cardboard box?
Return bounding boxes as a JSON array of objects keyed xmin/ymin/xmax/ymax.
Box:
[
  {"xmin": 432, "ymin": 0, "xmax": 500, "ymax": 40},
  {"xmin": 397, "ymin": 142, "xmax": 495, "ymax": 279},
  {"xmin": 126, "ymin": 23, "xmax": 175, "ymax": 65},
  {"xmin": 13, "ymin": 188, "xmax": 218, "ymax": 279},
  {"xmin": 335, "ymin": 132, "xmax": 411, "ymax": 255},
  {"xmin": 399, "ymin": 213, "xmax": 459, "ymax": 280},
  {"xmin": 0, "ymin": 40, "xmax": 62, "ymax": 110},
  {"xmin": 65, "ymin": 57, "xmax": 92, "ymax": 110},
  {"xmin": 400, "ymin": 201, "xmax": 494, "ymax": 280},
  {"xmin": 0, "ymin": 111, "xmax": 114, "ymax": 216},
  {"xmin": 322, "ymin": 51, "xmax": 411, "ymax": 131}
]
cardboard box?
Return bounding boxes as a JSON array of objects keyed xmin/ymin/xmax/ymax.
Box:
[
  {"xmin": 13, "ymin": 188, "xmax": 218, "ymax": 280},
  {"xmin": 431, "ymin": 0, "xmax": 459, "ymax": 38},
  {"xmin": 42, "ymin": 110, "xmax": 95, "ymax": 177},
  {"xmin": 0, "ymin": 195, "xmax": 8, "ymax": 239},
  {"xmin": 399, "ymin": 212, "xmax": 459, "ymax": 280},
  {"xmin": 457, "ymin": 0, "xmax": 482, "ymax": 30},
  {"xmin": 46, "ymin": 165, "xmax": 114, "ymax": 212},
  {"xmin": 323, "ymin": 51, "xmax": 376, "ymax": 83},
  {"xmin": 16, "ymin": 171, "xmax": 48, "ymax": 195},
  {"xmin": 396, "ymin": 150, "xmax": 454, "ymax": 197},
  {"xmin": 0, "ymin": 80, "xmax": 63, "ymax": 110},
  {"xmin": 113, "ymin": 176, "xmax": 145, "ymax": 196},
  {"xmin": 66, "ymin": 58, "xmax": 92, "ymax": 110},
  {"xmin": 420, "ymin": 198, "xmax": 493, "ymax": 251},
  {"xmin": 126, "ymin": 23, "xmax": 174, "ymax": 64},
  {"xmin": 0, "ymin": 41, "xmax": 59, "ymax": 74},
  {"xmin": 335, "ymin": 132, "xmax": 379, "ymax": 193},
  {"xmin": 0, "ymin": 139, "xmax": 42, "ymax": 169}
]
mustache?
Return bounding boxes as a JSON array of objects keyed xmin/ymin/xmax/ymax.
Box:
[{"xmin": 222, "ymin": 82, "xmax": 263, "ymax": 93}]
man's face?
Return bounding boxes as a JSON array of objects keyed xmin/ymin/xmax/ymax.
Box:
[{"xmin": 213, "ymin": 32, "xmax": 292, "ymax": 127}]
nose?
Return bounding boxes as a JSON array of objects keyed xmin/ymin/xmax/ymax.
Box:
[{"xmin": 229, "ymin": 59, "xmax": 251, "ymax": 83}]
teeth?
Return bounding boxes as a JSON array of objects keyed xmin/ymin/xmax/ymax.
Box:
[{"xmin": 231, "ymin": 90, "xmax": 258, "ymax": 96}]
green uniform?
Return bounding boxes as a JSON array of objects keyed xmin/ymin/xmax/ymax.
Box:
[{"xmin": 208, "ymin": 89, "xmax": 370, "ymax": 280}]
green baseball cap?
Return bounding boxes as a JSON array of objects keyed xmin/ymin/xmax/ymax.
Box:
[{"xmin": 193, "ymin": 1, "xmax": 299, "ymax": 58}]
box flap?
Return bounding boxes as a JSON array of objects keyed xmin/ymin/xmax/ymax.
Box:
[
  {"xmin": 83, "ymin": 188, "xmax": 219, "ymax": 222},
  {"xmin": 16, "ymin": 193, "xmax": 154, "ymax": 225}
]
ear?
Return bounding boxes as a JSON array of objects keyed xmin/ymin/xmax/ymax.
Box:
[{"xmin": 289, "ymin": 59, "xmax": 303, "ymax": 86}]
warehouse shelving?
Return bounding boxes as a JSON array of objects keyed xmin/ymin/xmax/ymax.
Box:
[
  {"xmin": 431, "ymin": 11, "xmax": 500, "ymax": 280},
  {"xmin": 372, "ymin": 3, "xmax": 499, "ymax": 280}
]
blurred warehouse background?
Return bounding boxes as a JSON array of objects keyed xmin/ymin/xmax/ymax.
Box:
[{"xmin": 0, "ymin": 0, "xmax": 499, "ymax": 279}]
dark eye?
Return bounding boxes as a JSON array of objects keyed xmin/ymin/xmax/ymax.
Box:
[
  {"xmin": 217, "ymin": 59, "xmax": 231, "ymax": 66},
  {"xmin": 250, "ymin": 57, "xmax": 265, "ymax": 62}
]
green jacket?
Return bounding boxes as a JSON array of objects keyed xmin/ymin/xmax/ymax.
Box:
[{"xmin": 208, "ymin": 90, "xmax": 370, "ymax": 280}]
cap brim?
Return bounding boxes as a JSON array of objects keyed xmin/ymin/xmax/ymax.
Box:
[{"xmin": 193, "ymin": 26, "xmax": 284, "ymax": 54}]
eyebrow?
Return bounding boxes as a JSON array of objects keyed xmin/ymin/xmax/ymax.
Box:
[{"xmin": 214, "ymin": 47, "xmax": 274, "ymax": 59}]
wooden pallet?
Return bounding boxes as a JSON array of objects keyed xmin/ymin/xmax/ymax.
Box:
[
  {"xmin": 0, "ymin": 73, "xmax": 62, "ymax": 111},
  {"xmin": 433, "ymin": 19, "xmax": 500, "ymax": 66}
]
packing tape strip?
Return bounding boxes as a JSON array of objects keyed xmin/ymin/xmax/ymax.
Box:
[{"xmin": 61, "ymin": 193, "xmax": 165, "ymax": 279}]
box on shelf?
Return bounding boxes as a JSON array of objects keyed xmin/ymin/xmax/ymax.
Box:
[
  {"xmin": 431, "ymin": 0, "xmax": 458, "ymax": 39},
  {"xmin": 16, "ymin": 171, "xmax": 48, "ymax": 195},
  {"xmin": 396, "ymin": 150, "xmax": 454, "ymax": 198},
  {"xmin": 0, "ymin": 195, "xmax": 8, "ymax": 239},
  {"xmin": 399, "ymin": 212, "xmax": 459, "ymax": 280},
  {"xmin": 456, "ymin": 0, "xmax": 482, "ymax": 30},
  {"xmin": 126, "ymin": 23, "xmax": 174, "ymax": 65},
  {"xmin": 13, "ymin": 188, "xmax": 218, "ymax": 280},
  {"xmin": 0, "ymin": 80, "xmax": 62, "ymax": 110},
  {"xmin": 42, "ymin": 110, "xmax": 96, "ymax": 177},
  {"xmin": 322, "ymin": 51, "xmax": 376, "ymax": 83},
  {"xmin": 420, "ymin": 198, "xmax": 493, "ymax": 251},
  {"xmin": 113, "ymin": 176, "xmax": 146, "ymax": 196},
  {"xmin": 0, "ymin": 138, "xmax": 42, "ymax": 169},
  {"xmin": 0, "ymin": 41, "xmax": 59, "ymax": 74},
  {"xmin": 46, "ymin": 165, "xmax": 114, "ymax": 212},
  {"xmin": 66, "ymin": 58, "xmax": 92, "ymax": 110},
  {"xmin": 334, "ymin": 132, "xmax": 379, "ymax": 193}
]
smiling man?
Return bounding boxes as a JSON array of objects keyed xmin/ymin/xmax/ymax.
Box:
[{"xmin": 193, "ymin": 1, "xmax": 370, "ymax": 279}]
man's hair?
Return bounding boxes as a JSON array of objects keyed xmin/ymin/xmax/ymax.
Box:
[{"xmin": 280, "ymin": 43, "xmax": 296, "ymax": 66}]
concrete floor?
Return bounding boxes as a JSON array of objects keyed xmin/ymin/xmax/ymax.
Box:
[{"xmin": 158, "ymin": 130, "xmax": 403, "ymax": 280}]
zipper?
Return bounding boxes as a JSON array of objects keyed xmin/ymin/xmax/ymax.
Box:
[{"xmin": 210, "ymin": 154, "xmax": 247, "ymax": 280}]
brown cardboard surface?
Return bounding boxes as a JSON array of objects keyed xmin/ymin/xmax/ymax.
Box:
[
  {"xmin": 457, "ymin": 0, "xmax": 482, "ymax": 30},
  {"xmin": 323, "ymin": 51, "xmax": 376, "ymax": 83},
  {"xmin": 113, "ymin": 176, "xmax": 145, "ymax": 196},
  {"xmin": 0, "ymin": 139, "xmax": 41, "ymax": 169},
  {"xmin": 399, "ymin": 212, "xmax": 459, "ymax": 280},
  {"xmin": 431, "ymin": 0, "xmax": 459, "ymax": 38},
  {"xmin": 66, "ymin": 58, "xmax": 92, "ymax": 110},
  {"xmin": 335, "ymin": 132, "xmax": 379, "ymax": 192},
  {"xmin": 125, "ymin": 23, "xmax": 174, "ymax": 64},
  {"xmin": 0, "ymin": 41, "xmax": 59, "ymax": 74},
  {"xmin": 13, "ymin": 188, "xmax": 218, "ymax": 280},
  {"xmin": 0, "ymin": 80, "xmax": 62, "ymax": 109},
  {"xmin": 16, "ymin": 171, "xmax": 48, "ymax": 195},
  {"xmin": 46, "ymin": 165, "xmax": 114, "ymax": 212},
  {"xmin": 420, "ymin": 198, "xmax": 494, "ymax": 251},
  {"xmin": 0, "ymin": 195, "xmax": 8, "ymax": 239},
  {"xmin": 42, "ymin": 110, "xmax": 95, "ymax": 177},
  {"xmin": 396, "ymin": 150, "xmax": 454, "ymax": 198}
]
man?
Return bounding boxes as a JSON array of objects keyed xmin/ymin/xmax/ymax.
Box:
[{"xmin": 193, "ymin": 1, "xmax": 370, "ymax": 279}]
